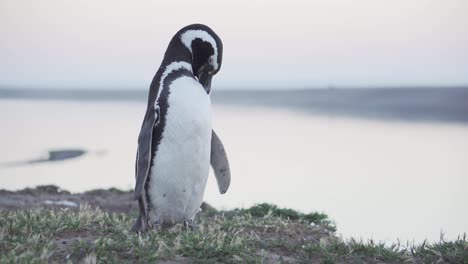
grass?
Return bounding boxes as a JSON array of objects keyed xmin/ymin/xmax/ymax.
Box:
[{"xmin": 0, "ymin": 203, "xmax": 467, "ymax": 263}]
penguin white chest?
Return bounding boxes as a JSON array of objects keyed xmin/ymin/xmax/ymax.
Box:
[{"xmin": 148, "ymin": 76, "xmax": 212, "ymax": 225}]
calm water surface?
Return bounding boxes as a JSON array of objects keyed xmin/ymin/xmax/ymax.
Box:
[{"xmin": 1, "ymin": 98, "xmax": 467, "ymax": 243}]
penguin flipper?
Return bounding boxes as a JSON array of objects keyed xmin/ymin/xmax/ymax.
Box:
[
  {"xmin": 134, "ymin": 111, "xmax": 157, "ymax": 200},
  {"xmin": 210, "ymin": 130, "xmax": 231, "ymax": 194}
]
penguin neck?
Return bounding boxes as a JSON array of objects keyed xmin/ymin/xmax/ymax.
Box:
[
  {"xmin": 146, "ymin": 38, "xmax": 194, "ymax": 109},
  {"xmin": 162, "ymin": 39, "xmax": 193, "ymax": 69}
]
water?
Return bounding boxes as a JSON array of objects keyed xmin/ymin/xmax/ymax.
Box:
[{"xmin": 1, "ymin": 89, "xmax": 467, "ymax": 243}]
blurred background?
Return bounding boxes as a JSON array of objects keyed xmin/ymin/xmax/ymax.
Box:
[{"xmin": 1, "ymin": 0, "xmax": 467, "ymax": 243}]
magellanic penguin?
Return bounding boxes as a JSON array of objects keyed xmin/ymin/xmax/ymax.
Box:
[{"xmin": 132, "ymin": 24, "xmax": 231, "ymax": 232}]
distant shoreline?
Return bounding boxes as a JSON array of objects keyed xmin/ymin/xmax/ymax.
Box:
[
  {"xmin": 1, "ymin": 86, "xmax": 467, "ymax": 101},
  {"xmin": 1, "ymin": 87, "xmax": 468, "ymax": 124}
]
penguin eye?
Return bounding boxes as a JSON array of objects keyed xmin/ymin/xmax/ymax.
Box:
[{"xmin": 208, "ymin": 57, "xmax": 214, "ymax": 65}]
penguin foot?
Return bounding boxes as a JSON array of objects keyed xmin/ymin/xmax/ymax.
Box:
[
  {"xmin": 131, "ymin": 215, "xmax": 149, "ymax": 233},
  {"xmin": 183, "ymin": 219, "xmax": 198, "ymax": 232},
  {"xmin": 151, "ymin": 220, "xmax": 162, "ymax": 231}
]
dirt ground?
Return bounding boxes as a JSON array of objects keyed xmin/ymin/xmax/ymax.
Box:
[
  {"xmin": 0, "ymin": 185, "xmax": 136, "ymax": 213},
  {"xmin": 0, "ymin": 185, "xmax": 213, "ymax": 213}
]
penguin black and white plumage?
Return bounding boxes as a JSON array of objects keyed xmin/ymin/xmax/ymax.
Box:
[{"xmin": 132, "ymin": 24, "xmax": 231, "ymax": 232}]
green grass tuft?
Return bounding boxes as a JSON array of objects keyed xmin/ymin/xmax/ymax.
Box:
[{"xmin": 227, "ymin": 203, "xmax": 336, "ymax": 232}]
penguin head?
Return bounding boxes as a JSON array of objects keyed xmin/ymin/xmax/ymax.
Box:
[{"xmin": 176, "ymin": 24, "xmax": 223, "ymax": 93}]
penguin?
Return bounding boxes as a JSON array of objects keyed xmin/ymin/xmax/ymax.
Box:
[{"xmin": 132, "ymin": 24, "xmax": 231, "ymax": 232}]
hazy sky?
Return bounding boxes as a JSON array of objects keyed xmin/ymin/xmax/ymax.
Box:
[{"xmin": 1, "ymin": 0, "xmax": 467, "ymax": 89}]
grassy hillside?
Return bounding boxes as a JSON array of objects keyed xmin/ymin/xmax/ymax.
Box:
[{"xmin": 0, "ymin": 186, "xmax": 466, "ymax": 263}]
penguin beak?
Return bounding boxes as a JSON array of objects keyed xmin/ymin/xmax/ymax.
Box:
[{"xmin": 198, "ymin": 71, "xmax": 213, "ymax": 94}]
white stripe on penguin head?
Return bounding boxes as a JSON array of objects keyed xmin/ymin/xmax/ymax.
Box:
[{"xmin": 180, "ymin": 30, "xmax": 219, "ymax": 71}]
